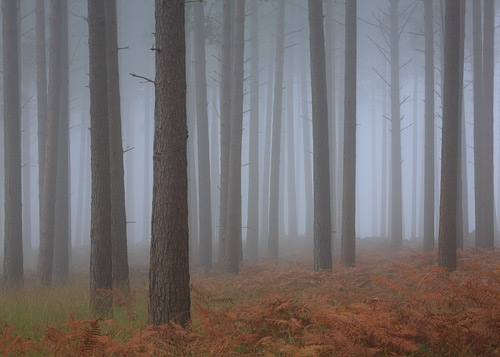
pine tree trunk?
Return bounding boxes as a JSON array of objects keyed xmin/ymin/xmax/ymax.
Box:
[
  {"xmin": 225, "ymin": 0, "xmax": 245, "ymax": 274},
  {"xmin": 22, "ymin": 102, "xmax": 32, "ymax": 254},
  {"xmin": 423, "ymin": 0, "xmax": 435, "ymax": 252},
  {"xmin": 88, "ymin": 0, "xmax": 112, "ymax": 317},
  {"xmin": 341, "ymin": 0, "xmax": 356, "ymax": 268},
  {"xmin": 246, "ymin": 0, "xmax": 259, "ymax": 261},
  {"xmin": 268, "ymin": 0, "xmax": 285, "ymax": 262},
  {"xmin": 380, "ymin": 66, "xmax": 388, "ymax": 239},
  {"xmin": 286, "ymin": 54, "xmax": 297, "ymax": 241},
  {"xmin": 37, "ymin": 0, "xmax": 62, "ymax": 287},
  {"xmin": 2, "ymin": 0, "xmax": 23, "ymax": 288},
  {"xmin": 149, "ymin": 0, "xmax": 190, "ymax": 326},
  {"xmin": 105, "ymin": 0, "xmax": 130, "ymax": 292},
  {"xmin": 309, "ymin": 0, "xmax": 332, "ymax": 271},
  {"xmin": 456, "ymin": 0, "xmax": 465, "ymax": 250},
  {"xmin": 53, "ymin": 0, "xmax": 70, "ymax": 284},
  {"xmin": 193, "ymin": 1, "xmax": 213, "ymax": 272},
  {"xmin": 438, "ymin": 0, "xmax": 460, "ymax": 271},
  {"xmin": 411, "ymin": 61, "xmax": 418, "ymax": 240},
  {"xmin": 143, "ymin": 84, "xmax": 151, "ymax": 244}
]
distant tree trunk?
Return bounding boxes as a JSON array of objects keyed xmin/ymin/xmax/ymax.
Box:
[
  {"xmin": 105, "ymin": 0, "xmax": 129, "ymax": 292},
  {"xmin": 325, "ymin": 1, "xmax": 337, "ymax": 246},
  {"xmin": 341, "ymin": 0, "xmax": 356, "ymax": 268},
  {"xmin": 124, "ymin": 102, "xmax": 135, "ymax": 244},
  {"xmin": 53, "ymin": 0, "xmax": 70, "ymax": 284},
  {"xmin": 371, "ymin": 88, "xmax": 377, "ymax": 237},
  {"xmin": 149, "ymin": 0, "xmax": 190, "ymax": 326},
  {"xmin": 309, "ymin": 0, "xmax": 332, "ymax": 271},
  {"xmin": 225, "ymin": 0, "xmax": 245, "ymax": 274},
  {"xmin": 423, "ymin": 0, "xmax": 434, "ymax": 252},
  {"xmin": 75, "ymin": 107, "xmax": 86, "ymax": 247},
  {"xmin": 210, "ymin": 89, "xmax": 219, "ymax": 246},
  {"xmin": 411, "ymin": 61, "xmax": 418, "ymax": 240},
  {"xmin": 143, "ymin": 84, "xmax": 151, "ymax": 244},
  {"xmin": 88, "ymin": 0, "xmax": 112, "ymax": 317},
  {"xmin": 246, "ymin": 0, "xmax": 259, "ymax": 261},
  {"xmin": 260, "ymin": 40, "xmax": 274, "ymax": 240},
  {"xmin": 286, "ymin": 54, "xmax": 297, "ymax": 241},
  {"xmin": 389, "ymin": 0, "xmax": 402, "ymax": 249},
  {"xmin": 218, "ymin": 0, "xmax": 232, "ymax": 265},
  {"xmin": 2, "ymin": 0, "xmax": 23, "ymax": 289},
  {"xmin": 438, "ymin": 0, "xmax": 459, "ymax": 271},
  {"xmin": 380, "ymin": 67, "xmax": 388, "ymax": 239},
  {"xmin": 456, "ymin": 0, "xmax": 465, "ymax": 250},
  {"xmin": 300, "ymin": 46, "xmax": 313, "ymax": 239},
  {"xmin": 22, "ymin": 102, "xmax": 32, "ymax": 254},
  {"xmin": 479, "ymin": 0, "xmax": 494, "ymax": 250},
  {"xmin": 37, "ymin": 0, "xmax": 62, "ymax": 288},
  {"xmin": 279, "ymin": 123, "xmax": 285, "ymax": 238},
  {"xmin": 36, "ymin": 0, "xmax": 47, "ymax": 223},
  {"xmin": 193, "ymin": 1, "xmax": 212, "ymax": 272},
  {"xmin": 268, "ymin": 0, "xmax": 285, "ymax": 262}
]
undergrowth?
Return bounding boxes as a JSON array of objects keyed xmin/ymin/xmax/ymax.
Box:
[{"xmin": 1, "ymin": 249, "xmax": 500, "ymax": 356}]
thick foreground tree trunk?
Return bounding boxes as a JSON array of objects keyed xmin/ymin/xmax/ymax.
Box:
[{"xmin": 149, "ymin": 0, "xmax": 190, "ymax": 326}]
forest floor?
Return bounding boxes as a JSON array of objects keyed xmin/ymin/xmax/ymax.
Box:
[{"xmin": 1, "ymin": 244, "xmax": 500, "ymax": 356}]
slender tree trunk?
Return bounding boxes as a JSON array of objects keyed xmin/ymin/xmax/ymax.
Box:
[
  {"xmin": 371, "ymin": 88, "xmax": 377, "ymax": 237},
  {"xmin": 286, "ymin": 54, "xmax": 297, "ymax": 241},
  {"xmin": 423, "ymin": 0, "xmax": 435, "ymax": 252},
  {"xmin": 105, "ymin": 0, "xmax": 129, "ymax": 291},
  {"xmin": 88, "ymin": 0, "xmax": 112, "ymax": 317},
  {"xmin": 149, "ymin": 0, "xmax": 190, "ymax": 327},
  {"xmin": 210, "ymin": 89, "xmax": 219, "ymax": 249},
  {"xmin": 300, "ymin": 46, "xmax": 313, "ymax": 239},
  {"xmin": 411, "ymin": 61, "xmax": 418, "ymax": 240},
  {"xmin": 124, "ymin": 102, "xmax": 135, "ymax": 244},
  {"xmin": 309, "ymin": 0, "xmax": 332, "ymax": 271},
  {"xmin": 75, "ymin": 107, "xmax": 86, "ymax": 247},
  {"xmin": 193, "ymin": 1, "xmax": 213, "ymax": 272},
  {"xmin": 380, "ymin": 65, "xmax": 388, "ymax": 239},
  {"xmin": 225, "ymin": 0, "xmax": 245, "ymax": 274},
  {"xmin": 456, "ymin": 0, "xmax": 465, "ymax": 250},
  {"xmin": 22, "ymin": 101, "xmax": 32, "ymax": 254},
  {"xmin": 389, "ymin": 0, "xmax": 402, "ymax": 249},
  {"xmin": 218, "ymin": 0, "xmax": 232, "ymax": 265},
  {"xmin": 246, "ymin": 0, "xmax": 259, "ymax": 261},
  {"xmin": 53, "ymin": 0, "xmax": 70, "ymax": 284},
  {"xmin": 438, "ymin": 0, "xmax": 459, "ymax": 271},
  {"xmin": 37, "ymin": 0, "xmax": 62, "ymax": 287},
  {"xmin": 143, "ymin": 84, "xmax": 151, "ymax": 244},
  {"xmin": 341, "ymin": 0, "xmax": 356, "ymax": 267},
  {"xmin": 3, "ymin": 0, "xmax": 23, "ymax": 288},
  {"xmin": 268, "ymin": 0, "xmax": 285, "ymax": 262}
]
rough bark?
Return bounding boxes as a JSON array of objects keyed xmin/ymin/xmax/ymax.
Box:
[
  {"xmin": 105, "ymin": 0, "xmax": 130, "ymax": 292},
  {"xmin": 2, "ymin": 0, "xmax": 23, "ymax": 289},
  {"xmin": 225, "ymin": 0, "xmax": 245, "ymax": 274},
  {"xmin": 268, "ymin": 0, "xmax": 285, "ymax": 262},
  {"xmin": 88, "ymin": 0, "xmax": 113, "ymax": 317},
  {"xmin": 341, "ymin": 0, "xmax": 356, "ymax": 268},
  {"xmin": 53, "ymin": 0, "xmax": 70, "ymax": 284},
  {"xmin": 423, "ymin": 0, "xmax": 435, "ymax": 252},
  {"xmin": 37, "ymin": 0, "xmax": 62, "ymax": 288},
  {"xmin": 218, "ymin": 0, "xmax": 232, "ymax": 265},
  {"xmin": 309, "ymin": 0, "xmax": 332, "ymax": 271},
  {"xmin": 456, "ymin": 0, "xmax": 465, "ymax": 250},
  {"xmin": 149, "ymin": 0, "xmax": 190, "ymax": 326},
  {"xmin": 438, "ymin": 0, "xmax": 459, "ymax": 271},
  {"xmin": 193, "ymin": 1, "xmax": 213, "ymax": 272}
]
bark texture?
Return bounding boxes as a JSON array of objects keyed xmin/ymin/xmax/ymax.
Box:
[
  {"xmin": 149, "ymin": 0, "xmax": 191, "ymax": 326},
  {"xmin": 309, "ymin": 0, "xmax": 332, "ymax": 271}
]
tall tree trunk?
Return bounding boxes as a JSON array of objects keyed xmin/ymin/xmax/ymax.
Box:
[
  {"xmin": 53, "ymin": 0, "xmax": 70, "ymax": 284},
  {"xmin": 411, "ymin": 61, "xmax": 418, "ymax": 240},
  {"xmin": 371, "ymin": 88, "xmax": 377, "ymax": 237},
  {"xmin": 210, "ymin": 89, "xmax": 219, "ymax": 248},
  {"xmin": 389, "ymin": 0, "xmax": 402, "ymax": 249},
  {"xmin": 143, "ymin": 84, "xmax": 151, "ymax": 244},
  {"xmin": 286, "ymin": 54, "xmax": 297, "ymax": 241},
  {"xmin": 124, "ymin": 102, "xmax": 135, "ymax": 244},
  {"xmin": 105, "ymin": 0, "xmax": 129, "ymax": 292},
  {"xmin": 246, "ymin": 0, "xmax": 259, "ymax": 261},
  {"xmin": 88, "ymin": 0, "xmax": 112, "ymax": 317},
  {"xmin": 75, "ymin": 107, "xmax": 86, "ymax": 247},
  {"xmin": 149, "ymin": 0, "xmax": 190, "ymax": 327},
  {"xmin": 438, "ymin": 0, "xmax": 460, "ymax": 271},
  {"xmin": 341, "ymin": 0, "xmax": 356, "ymax": 267},
  {"xmin": 2, "ymin": 0, "xmax": 23, "ymax": 288},
  {"xmin": 300, "ymin": 46, "xmax": 313, "ymax": 239},
  {"xmin": 36, "ymin": 0, "xmax": 47, "ymax": 226},
  {"xmin": 218, "ymin": 0, "xmax": 232, "ymax": 265},
  {"xmin": 260, "ymin": 40, "xmax": 274, "ymax": 240},
  {"xmin": 268, "ymin": 0, "xmax": 285, "ymax": 262},
  {"xmin": 423, "ymin": 0, "xmax": 435, "ymax": 252},
  {"xmin": 225, "ymin": 0, "xmax": 245, "ymax": 274},
  {"xmin": 309, "ymin": 0, "xmax": 332, "ymax": 271},
  {"xmin": 456, "ymin": 0, "xmax": 465, "ymax": 250},
  {"xmin": 37, "ymin": 0, "xmax": 62, "ymax": 287},
  {"xmin": 380, "ymin": 64, "xmax": 388, "ymax": 239},
  {"xmin": 193, "ymin": 1, "xmax": 212, "ymax": 272},
  {"xmin": 22, "ymin": 101, "xmax": 32, "ymax": 254}
]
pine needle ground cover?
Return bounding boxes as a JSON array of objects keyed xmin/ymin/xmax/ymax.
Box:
[{"xmin": 1, "ymin": 248, "xmax": 500, "ymax": 356}]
